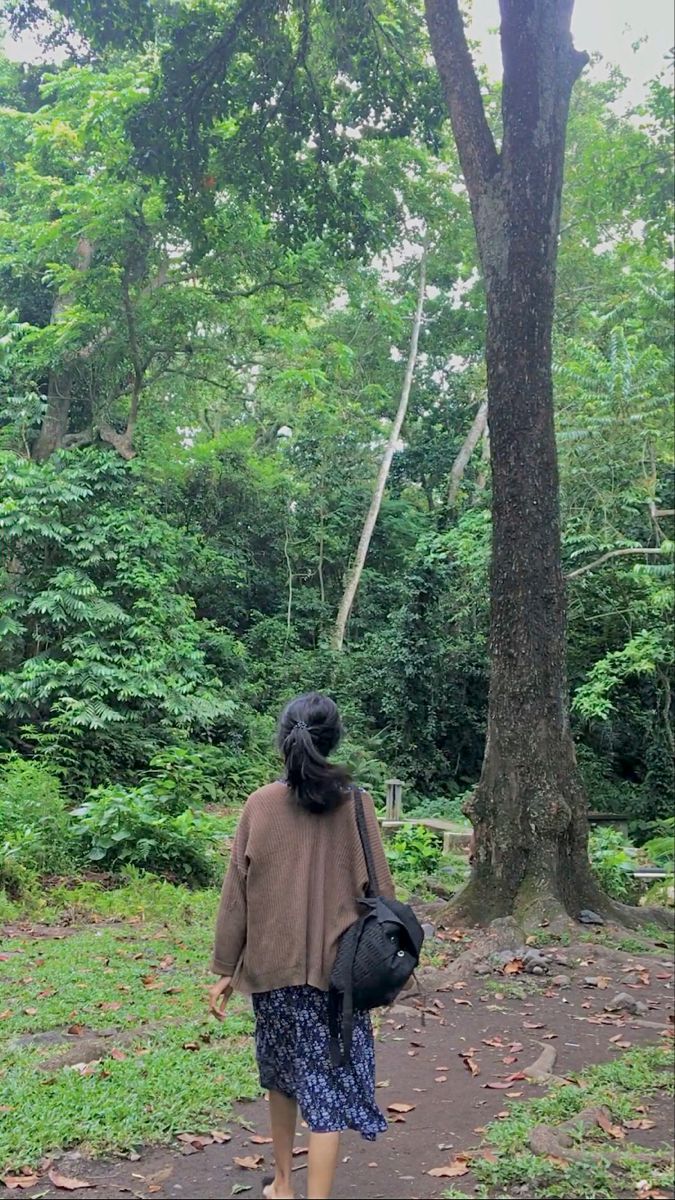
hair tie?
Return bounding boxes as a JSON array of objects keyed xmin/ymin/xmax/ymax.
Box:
[{"xmin": 294, "ymin": 720, "xmax": 308, "ymax": 729}]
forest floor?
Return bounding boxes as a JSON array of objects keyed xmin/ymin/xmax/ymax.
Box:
[{"xmin": 1, "ymin": 884, "xmax": 673, "ymax": 1200}]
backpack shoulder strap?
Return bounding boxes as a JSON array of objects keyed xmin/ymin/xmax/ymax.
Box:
[{"xmin": 353, "ymin": 787, "xmax": 380, "ymax": 898}]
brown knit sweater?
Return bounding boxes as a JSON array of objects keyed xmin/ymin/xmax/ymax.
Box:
[{"xmin": 212, "ymin": 781, "xmax": 395, "ymax": 993}]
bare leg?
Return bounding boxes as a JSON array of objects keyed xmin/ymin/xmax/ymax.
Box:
[
  {"xmin": 263, "ymin": 1090, "xmax": 297, "ymax": 1200},
  {"xmin": 307, "ymin": 1131, "xmax": 340, "ymax": 1200}
]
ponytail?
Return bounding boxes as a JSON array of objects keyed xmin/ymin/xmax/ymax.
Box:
[{"xmin": 277, "ymin": 693, "xmax": 351, "ymax": 814}]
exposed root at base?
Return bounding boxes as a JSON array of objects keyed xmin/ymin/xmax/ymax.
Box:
[
  {"xmin": 523, "ymin": 1042, "xmax": 557, "ymax": 1084},
  {"xmin": 435, "ymin": 875, "xmax": 674, "ymax": 937},
  {"xmin": 529, "ymin": 1105, "xmax": 675, "ymax": 1167}
]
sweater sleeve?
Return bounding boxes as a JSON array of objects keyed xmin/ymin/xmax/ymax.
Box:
[
  {"xmin": 362, "ymin": 791, "xmax": 396, "ymax": 900},
  {"xmin": 212, "ymin": 804, "xmax": 250, "ymax": 976}
]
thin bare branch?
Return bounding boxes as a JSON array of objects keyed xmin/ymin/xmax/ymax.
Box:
[{"xmin": 566, "ymin": 547, "xmax": 665, "ymax": 580}]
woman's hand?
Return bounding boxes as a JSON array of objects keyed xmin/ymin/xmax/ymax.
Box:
[{"xmin": 208, "ymin": 976, "xmax": 233, "ymax": 1021}]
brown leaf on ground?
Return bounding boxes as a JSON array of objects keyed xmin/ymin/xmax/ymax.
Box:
[
  {"xmin": 387, "ymin": 1102, "xmax": 415, "ymax": 1114},
  {"xmin": 427, "ymin": 1160, "xmax": 469, "ymax": 1178},
  {"xmin": 22, "ymin": 1007, "xmax": 38, "ymax": 1016},
  {"xmin": 596, "ymin": 1111, "xmax": 625, "ymax": 1140},
  {"xmin": 176, "ymin": 1133, "xmax": 214, "ymax": 1152},
  {"xmin": 435, "ymin": 1075, "xmax": 448, "ymax": 1083},
  {"xmin": 249, "ymin": 1135, "xmax": 273, "ymax": 1145},
  {"xmin": 506, "ymin": 1091, "xmax": 523, "ymax": 1097},
  {"xmin": 502, "ymin": 1055, "xmax": 518, "ymax": 1064},
  {"xmin": 292, "ymin": 1147, "xmax": 308, "ymax": 1157},
  {"xmin": 453, "ymin": 997, "xmax": 473, "ymax": 1006},
  {"xmin": 624, "ymin": 1118, "xmax": 656, "ymax": 1130},
  {"xmin": 523, "ymin": 1021, "xmax": 544, "ymax": 1029},
  {"xmin": 211, "ymin": 1131, "xmax": 232, "ymax": 1144},
  {"xmin": 1, "ymin": 1175, "xmax": 41, "ymax": 1191},
  {"xmin": 483, "ymin": 1081, "xmax": 514, "ymax": 1089},
  {"xmin": 482, "ymin": 1037, "xmax": 504, "ymax": 1048},
  {"xmin": 48, "ymin": 1169, "xmax": 95, "ymax": 1190},
  {"xmin": 460, "ymin": 1054, "xmax": 480, "ymax": 1077},
  {"xmin": 503, "ymin": 959, "xmax": 524, "ymax": 975},
  {"xmin": 110, "ymin": 1048, "xmax": 126, "ymax": 1061},
  {"xmin": 375, "ymin": 1079, "xmax": 390, "ymax": 1088},
  {"xmin": 233, "ymin": 1156, "xmax": 263, "ymax": 1171},
  {"xmin": 66, "ymin": 1024, "xmax": 85, "ymax": 1036}
]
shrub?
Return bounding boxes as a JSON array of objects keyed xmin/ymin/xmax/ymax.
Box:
[
  {"xmin": 0, "ymin": 754, "xmax": 77, "ymax": 887},
  {"xmin": 72, "ymin": 785, "xmax": 220, "ymax": 885},
  {"xmin": 589, "ymin": 826, "xmax": 638, "ymax": 902},
  {"xmin": 385, "ymin": 823, "xmax": 442, "ymax": 883}
]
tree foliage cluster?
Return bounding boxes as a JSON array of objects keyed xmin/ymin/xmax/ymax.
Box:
[{"xmin": 0, "ymin": 2, "xmax": 672, "ymax": 877}]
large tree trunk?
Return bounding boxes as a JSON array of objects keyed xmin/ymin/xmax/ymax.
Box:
[
  {"xmin": 332, "ymin": 249, "xmax": 427, "ymax": 650},
  {"xmin": 424, "ymin": 0, "xmax": 631, "ymax": 924},
  {"xmin": 32, "ymin": 238, "xmax": 94, "ymax": 461}
]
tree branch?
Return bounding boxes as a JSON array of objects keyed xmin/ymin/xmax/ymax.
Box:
[
  {"xmin": 566, "ymin": 547, "xmax": 665, "ymax": 580},
  {"xmin": 424, "ymin": 0, "xmax": 499, "ymax": 202},
  {"xmin": 448, "ymin": 398, "xmax": 488, "ymax": 506}
]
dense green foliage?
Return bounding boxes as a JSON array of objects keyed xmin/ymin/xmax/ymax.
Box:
[{"xmin": 0, "ymin": 1, "xmax": 672, "ymax": 896}]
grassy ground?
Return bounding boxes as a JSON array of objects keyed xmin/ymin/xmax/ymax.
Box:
[
  {"xmin": 443, "ymin": 1044, "xmax": 674, "ymax": 1200},
  {"xmin": 0, "ymin": 877, "xmax": 259, "ymax": 1170}
]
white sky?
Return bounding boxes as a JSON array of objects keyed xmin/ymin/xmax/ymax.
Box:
[
  {"xmin": 2, "ymin": 0, "xmax": 673, "ymax": 104},
  {"xmin": 468, "ymin": 0, "xmax": 673, "ymax": 104}
]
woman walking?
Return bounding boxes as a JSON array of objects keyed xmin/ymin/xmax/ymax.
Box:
[{"xmin": 208, "ymin": 692, "xmax": 395, "ymax": 1199}]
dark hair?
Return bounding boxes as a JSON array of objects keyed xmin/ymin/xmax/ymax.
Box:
[{"xmin": 277, "ymin": 692, "xmax": 351, "ymax": 814}]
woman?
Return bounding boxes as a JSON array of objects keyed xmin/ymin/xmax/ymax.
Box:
[{"xmin": 208, "ymin": 692, "xmax": 395, "ymax": 1200}]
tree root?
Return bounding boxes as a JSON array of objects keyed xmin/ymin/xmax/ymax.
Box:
[
  {"xmin": 523, "ymin": 1042, "xmax": 557, "ymax": 1084},
  {"xmin": 529, "ymin": 1106, "xmax": 675, "ymax": 1166},
  {"xmin": 436, "ymin": 875, "xmax": 674, "ymax": 935}
]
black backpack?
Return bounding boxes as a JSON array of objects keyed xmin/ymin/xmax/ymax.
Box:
[{"xmin": 328, "ymin": 789, "xmax": 425, "ymax": 1067}]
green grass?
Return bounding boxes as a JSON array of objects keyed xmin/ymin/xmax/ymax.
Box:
[
  {"xmin": 468, "ymin": 1044, "xmax": 673, "ymax": 1198},
  {"xmin": 0, "ymin": 878, "xmax": 259, "ymax": 1170},
  {"xmin": 483, "ymin": 976, "xmax": 541, "ymax": 998},
  {"xmin": 578, "ymin": 926, "xmax": 675, "ymax": 957}
]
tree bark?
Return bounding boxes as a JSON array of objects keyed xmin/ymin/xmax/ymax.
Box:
[
  {"xmin": 332, "ymin": 249, "xmax": 427, "ymax": 650},
  {"xmin": 32, "ymin": 237, "xmax": 94, "ymax": 461},
  {"xmin": 425, "ymin": 0, "xmax": 621, "ymax": 923},
  {"xmin": 448, "ymin": 397, "xmax": 488, "ymax": 506}
]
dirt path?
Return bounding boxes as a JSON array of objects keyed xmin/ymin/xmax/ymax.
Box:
[{"xmin": 15, "ymin": 943, "xmax": 673, "ymax": 1200}]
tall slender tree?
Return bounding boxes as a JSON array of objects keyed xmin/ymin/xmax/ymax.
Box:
[{"xmin": 424, "ymin": 0, "xmax": 665, "ymax": 925}]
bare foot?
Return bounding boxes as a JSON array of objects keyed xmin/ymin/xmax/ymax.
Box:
[{"xmin": 262, "ymin": 1180, "xmax": 294, "ymax": 1200}]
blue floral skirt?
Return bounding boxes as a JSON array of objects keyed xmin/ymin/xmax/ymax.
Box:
[{"xmin": 252, "ymin": 985, "xmax": 387, "ymax": 1140}]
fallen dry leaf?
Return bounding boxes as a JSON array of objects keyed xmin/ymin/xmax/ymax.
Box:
[
  {"xmin": 48, "ymin": 1169, "xmax": 95, "ymax": 1190},
  {"xmin": 503, "ymin": 959, "xmax": 524, "ymax": 975},
  {"xmin": 482, "ymin": 1037, "xmax": 504, "ymax": 1048},
  {"xmin": 211, "ymin": 1131, "xmax": 232, "ymax": 1144},
  {"xmin": 233, "ymin": 1156, "xmax": 263, "ymax": 1171},
  {"xmin": 22, "ymin": 1007, "xmax": 38, "ymax": 1016},
  {"xmin": 435, "ymin": 1075, "xmax": 448, "ymax": 1083},
  {"xmin": 387, "ymin": 1102, "xmax": 415, "ymax": 1114},
  {"xmin": 546, "ymin": 1155, "xmax": 569, "ymax": 1169},
  {"xmin": 523, "ymin": 1021, "xmax": 544, "ymax": 1029},
  {"xmin": 1, "ymin": 1175, "xmax": 41, "ymax": 1191},
  {"xmin": 453, "ymin": 997, "xmax": 473, "ymax": 1006},
  {"xmin": 292, "ymin": 1147, "xmax": 308, "ymax": 1157},
  {"xmin": 596, "ymin": 1112, "xmax": 625, "ymax": 1140},
  {"xmin": 375, "ymin": 1079, "xmax": 390, "ymax": 1089},
  {"xmin": 110, "ymin": 1048, "xmax": 126, "ymax": 1061},
  {"xmin": 506, "ymin": 1090, "xmax": 523, "ymax": 1098},
  {"xmin": 66, "ymin": 1024, "xmax": 85, "ymax": 1036},
  {"xmin": 624, "ymin": 1118, "xmax": 656, "ymax": 1131},
  {"xmin": 502, "ymin": 1055, "xmax": 518, "ymax": 1064},
  {"xmin": 249, "ymin": 1135, "xmax": 273, "ymax": 1145},
  {"xmin": 483, "ymin": 1081, "xmax": 516, "ymax": 1090},
  {"xmin": 427, "ymin": 1160, "xmax": 469, "ymax": 1178}
]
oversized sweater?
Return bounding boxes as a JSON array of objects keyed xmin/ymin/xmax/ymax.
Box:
[{"xmin": 212, "ymin": 780, "xmax": 395, "ymax": 993}]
